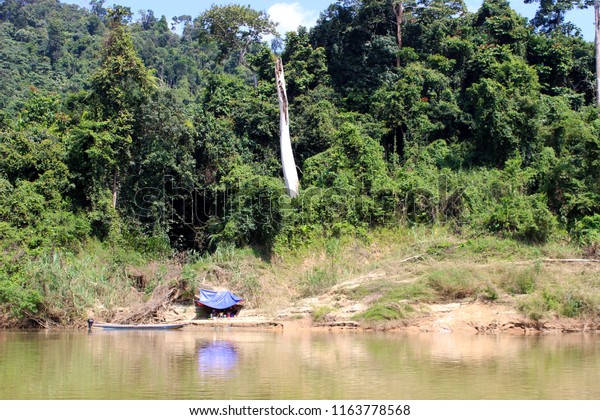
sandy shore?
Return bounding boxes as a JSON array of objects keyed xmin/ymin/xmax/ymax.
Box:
[{"xmin": 164, "ymin": 300, "xmax": 598, "ymax": 335}]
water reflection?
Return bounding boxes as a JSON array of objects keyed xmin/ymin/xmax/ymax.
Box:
[
  {"xmin": 0, "ymin": 330, "xmax": 599, "ymax": 399},
  {"xmin": 197, "ymin": 340, "xmax": 238, "ymax": 377}
]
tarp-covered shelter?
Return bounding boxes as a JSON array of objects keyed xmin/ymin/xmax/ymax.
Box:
[{"xmin": 195, "ymin": 289, "xmax": 244, "ymax": 318}]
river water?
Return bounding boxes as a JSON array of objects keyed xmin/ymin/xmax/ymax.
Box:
[{"xmin": 0, "ymin": 328, "xmax": 598, "ymax": 399}]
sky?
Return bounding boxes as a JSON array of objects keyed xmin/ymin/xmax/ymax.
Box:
[{"xmin": 62, "ymin": 0, "xmax": 595, "ymax": 42}]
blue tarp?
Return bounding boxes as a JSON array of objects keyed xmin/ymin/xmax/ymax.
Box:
[{"xmin": 198, "ymin": 289, "xmax": 243, "ymax": 309}]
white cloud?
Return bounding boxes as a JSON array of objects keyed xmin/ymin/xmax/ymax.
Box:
[{"xmin": 268, "ymin": 2, "xmax": 319, "ymax": 34}]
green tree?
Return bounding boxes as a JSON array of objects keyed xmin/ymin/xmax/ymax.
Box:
[
  {"xmin": 46, "ymin": 15, "xmax": 64, "ymax": 65},
  {"xmin": 524, "ymin": 0, "xmax": 585, "ymax": 34},
  {"xmin": 405, "ymin": 0, "xmax": 467, "ymax": 55},
  {"xmin": 122, "ymin": 89, "xmax": 196, "ymax": 245},
  {"xmin": 196, "ymin": 4, "xmax": 278, "ymax": 87},
  {"xmin": 473, "ymin": 0, "xmax": 531, "ymax": 56},
  {"xmin": 526, "ymin": 32, "xmax": 594, "ymax": 101},
  {"xmin": 290, "ymin": 85, "xmax": 340, "ymax": 165},
  {"xmin": 596, "ymin": 0, "xmax": 599, "ymax": 108},
  {"xmin": 466, "ymin": 76, "xmax": 542, "ymax": 165},
  {"xmin": 89, "ymin": 0, "xmax": 107, "ymax": 19},
  {"xmin": 525, "ymin": 0, "xmax": 599, "ymax": 107},
  {"xmin": 372, "ymin": 61, "xmax": 466, "ymax": 162},
  {"xmin": 538, "ymin": 99, "xmax": 600, "ymax": 221},
  {"xmin": 300, "ymin": 122, "xmax": 394, "ymax": 232},
  {"xmin": 88, "ymin": 6, "xmax": 155, "ymax": 209},
  {"xmin": 309, "ymin": 0, "xmax": 397, "ymax": 100},
  {"xmin": 481, "ymin": 155, "xmax": 558, "ymax": 243},
  {"xmin": 281, "ymin": 27, "xmax": 330, "ymax": 99}
]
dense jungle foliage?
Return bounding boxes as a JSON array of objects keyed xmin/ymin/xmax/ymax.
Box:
[{"xmin": 0, "ymin": 0, "xmax": 598, "ymax": 323}]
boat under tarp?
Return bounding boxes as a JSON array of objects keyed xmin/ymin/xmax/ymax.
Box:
[{"xmin": 196, "ymin": 289, "xmax": 244, "ymax": 318}]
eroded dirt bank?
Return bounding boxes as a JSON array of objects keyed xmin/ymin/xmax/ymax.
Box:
[{"xmin": 159, "ymin": 298, "xmax": 598, "ymax": 335}]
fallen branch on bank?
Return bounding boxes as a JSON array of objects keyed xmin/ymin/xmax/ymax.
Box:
[
  {"xmin": 399, "ymin": 255, "xmax": 422, "ymax": 263},
  {"xmin": 114, "ymin": 282, "xmax": 184, "ymax": 324}
]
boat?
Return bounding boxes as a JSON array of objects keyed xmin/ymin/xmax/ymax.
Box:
[{"xmin": 92, "ymin": 322, "xmax": 187, "ymax": 330}]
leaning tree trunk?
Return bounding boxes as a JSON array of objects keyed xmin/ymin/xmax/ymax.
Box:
[
  {"xmin": 275, "ymin": 58, "xmax": 299, "ymax": 198},
  {"xmin": 596, "ymin": 0, "xmax": 600, "ymax": 108}
]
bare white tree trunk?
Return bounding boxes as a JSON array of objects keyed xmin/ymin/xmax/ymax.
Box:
[
  {"xmin": 596, "ymin": 0, "xmax": 600, "ymax": 108},
  {"xmin": 275, "ymin": 57, "xmax": 299, "ymax": 198}
]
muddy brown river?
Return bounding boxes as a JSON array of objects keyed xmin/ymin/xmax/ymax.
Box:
[{"xmin": 0, "ymin": 329, "xmax": 598, "ymax": 399}]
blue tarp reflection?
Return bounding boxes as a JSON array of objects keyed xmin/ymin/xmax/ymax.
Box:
[{"xmin": 197, "ymin": 341, "xmax": 238, "ymax": 376}]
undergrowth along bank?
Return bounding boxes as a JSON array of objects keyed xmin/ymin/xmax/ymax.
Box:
[{"xmin": 2, "ymin": 226, "xmax": 598, "ymax": 329}]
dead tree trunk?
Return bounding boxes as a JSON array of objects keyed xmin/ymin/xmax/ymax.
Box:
[
  {"xmin": 275, "ymin": 57, "xmax": 299, "ymax": 198},
  {"xmin": 393, "ymin": 1, "xmax": 404, "ymax": 68}
]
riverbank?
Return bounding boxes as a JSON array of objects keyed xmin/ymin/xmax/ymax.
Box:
[
  {"xmin": 161, "ymin": 296, "xmax": 598, "ymax": 336},
  {"xmin": 266, "ymin": 257, "xmax": 600, "ymax": 334},
  {"xmin": 2, "ymin": 228, "xmax": 599, "ymax": 332}
]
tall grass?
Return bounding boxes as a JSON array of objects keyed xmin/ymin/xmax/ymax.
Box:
[
  {"xmin": 300, "ymin": 268, "xmax": 338, "ymax": 297},
  {"xmin": 22, "ymin": 240, "xmax": 171, "ymax": 324},
  {"xmin": 353, "ymin": 302, "xmax": 414, "ymax": 322},
  {"xmin": 518, "ymin": 286, "xmax": 600, "ymax": 321},
  {"xmin": 426, "ymin": 267, "xmax": 480, "ymax": 300},
  {"xmin": 500, "ymin": 264, "xmax": 541, "ymax": 295}
]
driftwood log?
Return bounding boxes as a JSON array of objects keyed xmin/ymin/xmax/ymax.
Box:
[{"xmin": 114, "ymin": 283, "xmax": 183, "ymax": 324}]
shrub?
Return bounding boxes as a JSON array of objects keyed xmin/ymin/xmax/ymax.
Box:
[
  {"xmin": 300, "ymin": 268, "xmax": 337, "ymax": 297},
  {"xmin": 312, "ymin": 306, "xmax": 334, "ymax": 322},
  {"xmin": 478, "ymin": 284, "xmax": 499, "ymax": 301},
  {"xmin": 426, "ymin": 268, "xmax": 478, "ymax": 300},
  {"xmin": 353, "ymin": 302, "xmax": 414, "ymax": 322},
  {"xmin": 485, "ymin": 194, "xmax": 557, "ymax": 243},
  {"xmin": 572, "ymin": 214, "xmax": 600, "ymax": 246},
  {"xmin": 501, "ymin": 265, "xmax": 540, "ymax": 295},
  {"xmin": 517, "ymin": 285, "xmax": 599, "ymax": 320},
  {"xmin": 516, "ymin": 296, "xmax": 545, "ymax": 321},
  {"xmin": 0, "ymin": 272, "xmax": 43, "ymax": 320}
]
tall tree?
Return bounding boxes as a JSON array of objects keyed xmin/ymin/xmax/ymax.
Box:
[
  {"xmin": 196, "ymin": 4, "xmax": 278, "ymax": 87},
  {"xmin": 525, "ymin": 0, "xmax": 599, "ymax": 106},
  {"xmin": 524, "ymin": 0, "xmax": 580, "ymax": 33},
  {"xmin": 90, "ymin": 0, "xmax": 107, "ymax": 18},
  {"xmin": 392, "ymin": 0, "xmax": 406, "ymax": 67},
  {"xmin": 280, "ymin": 27, "xmax": 329, "ymax": 98},
  {"xmin": 594, "ymin": 0, "xmax": 600, "ymax": 108},
  {"xmin": 310, "ymin": 0, "xmax": 400, "ymax": 98},
  {"xmin": 89, "ymin": 6, "xmax": 155, "ymax": 208}
]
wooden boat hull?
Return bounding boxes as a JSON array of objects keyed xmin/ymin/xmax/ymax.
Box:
[{"xmin": 93, "ymin": 323, "xmax": 187, "ymax": 330}]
